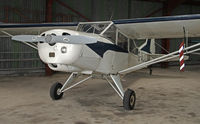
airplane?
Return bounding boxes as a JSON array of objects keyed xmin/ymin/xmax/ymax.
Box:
[{"xmin": 1, "ymin": 14, "xmax": 200, "ymax": 110}]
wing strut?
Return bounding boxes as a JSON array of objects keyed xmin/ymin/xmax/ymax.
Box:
[
  {"xmin": 119, "ymin": 42, "xmax": 200, "ymax": 75},
  {"xmin": 1, "ymin": 31, "xmax": 38, "ymax": 50}
]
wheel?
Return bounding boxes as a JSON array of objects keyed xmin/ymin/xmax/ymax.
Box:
[
  {"xmin": 123, "ymin": 89, "xmax": 136, "ymax": 110},
  {"xmin": 50, "ymin": 82, "xmax": 63, "ymax": 100}
]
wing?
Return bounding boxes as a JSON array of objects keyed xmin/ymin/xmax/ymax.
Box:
[
  {"xmin": 1, "ymin": 14, "xmax": 200, "ymax": 38},
  {"xmin": 113, "ymin": 14, "xmax": 200, "ymax": 39},
  {"xmin": 0, "ymin": 22, "xmax": 78, "ymax": 35}
]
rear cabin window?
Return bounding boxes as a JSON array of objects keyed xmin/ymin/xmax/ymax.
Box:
[{"xmin": 129, "ymin": 39, "xmax": 138, "ymax": 54}]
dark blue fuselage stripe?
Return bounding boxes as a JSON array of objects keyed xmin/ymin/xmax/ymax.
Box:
[
  {"xmin": 87, "ymin": 41, "xmax": 128, "ymax": 58},
  {"xmin": 113, "ymin": 14, "xmax": 200, "ymax": 24}
]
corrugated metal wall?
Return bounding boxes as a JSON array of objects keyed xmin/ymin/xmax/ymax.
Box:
[
  {"xmin": 1, "ymin": 0, "xmax": 46, "ymax": 23},
  {"xmin": 0, "ymin": 37, "xmax": 45, "ymax": 75},
  {"xmin": 0, "ymin": 0, "xmax": 46, "ymax": 75}
]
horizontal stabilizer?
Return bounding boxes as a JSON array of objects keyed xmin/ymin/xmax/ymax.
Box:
[{"xmin": 12, "ymin": 35, "xmax": 97, "ymax": 44}]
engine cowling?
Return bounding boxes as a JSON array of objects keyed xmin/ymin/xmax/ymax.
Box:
[{"xmin": 38, "ymin": 42, "xmax": 83, "ymax": 65}]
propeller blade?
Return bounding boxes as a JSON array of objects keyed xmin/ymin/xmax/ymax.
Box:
[
  {"xmin": 12, "ymin": 35, "xmax": 97, "ymax": 44},
  {"xmin": 12, "ymin": 35, "xmax": 45, "ymax": 42}
]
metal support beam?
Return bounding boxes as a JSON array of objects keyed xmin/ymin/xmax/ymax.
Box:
[
  {"xmin": 161, "ymin": 1, "xmax": 170, "ymax": 68},
  {"xmin": 161, "ymin": 39, "xmax": 170, "ymax": 68},
  {"xmin": 45, "ymin": 0, "xmax": 54, "ymax": 75},
  {"xmin": 161, "ymin": 0, "xmax": 187, "ymax": 68},
  {"xmin": 55, "ymin": 0, "xmax": 91, "ymax": 21},
  {"xmin": 46, "ymin": 0, "xmax": 53, "ymax": 22},
  {"xmin": 164, "ymin": 0, "xmax": 187, "ymax": 15},
  {"xmin": 146, "ymin": 7, "xmax": 163, "ymax": 17},
  {"xmin": 185, "ymin": 0, "xmax": 200, "ymax": 6}
]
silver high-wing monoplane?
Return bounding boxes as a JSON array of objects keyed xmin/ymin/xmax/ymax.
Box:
[{"xmin": 1, "ymin": 14, "xmax": 200, "ymax": 110}]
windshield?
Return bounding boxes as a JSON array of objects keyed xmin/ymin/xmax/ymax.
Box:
[
  {"xmin": 77, "ymin": 22, "xmax": 111, "ymax": 34},
  {"xmin": 77, "ymin": 22, "xmax": 138, "ymax": 54},
  {"xmin": 101, "ymin": 24, "xmax": 117, "ymax": 43}
]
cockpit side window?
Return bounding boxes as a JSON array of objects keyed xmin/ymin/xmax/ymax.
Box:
[
  {"xmin": 102, "ymin": 25, "xmax": 116, "ymax": 44},
  {"xmin": 117, "ymin": 32, "xmax": 128, "ymax": 51}
]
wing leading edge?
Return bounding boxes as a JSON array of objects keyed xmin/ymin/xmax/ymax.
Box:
[
  {"xmin": 1, "ymin": 14, "xmax": 200, "ymax": 39},
  {"xmin": 113, "ymin": 14, "xmax": 200, "ymax": 39},
  {"xmin": 0, "ymin": 22, "xmax": 78, "ymax": 35}
]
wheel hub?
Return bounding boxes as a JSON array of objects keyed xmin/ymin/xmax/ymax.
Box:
[
  {"xmin": 57, "ymin": 88, "xmax": 62, "ymax": 95},
  {"xmin": 130, "ymin": 95, "xmax": 134, "ymax": 106}
]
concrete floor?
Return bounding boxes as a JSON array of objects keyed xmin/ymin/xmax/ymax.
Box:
[{"xmin": 0, "ymin": 66, "xmax": 200, "ymax": 124}]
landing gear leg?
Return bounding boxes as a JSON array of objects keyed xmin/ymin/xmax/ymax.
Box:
[
  {"xmin": 50, "ymin": 73, "xmax": 92, "ymax": 100},
  {"xmin": 50, "ymin": 73, "xmax": 77, "ymax": 100},
  {"xmin": 105, "ymin": 74, "xmax": 136, "ymax": 110}
]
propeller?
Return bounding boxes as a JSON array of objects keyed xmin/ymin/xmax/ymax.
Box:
[{"xmin": 12, "ymin": 34, "xmax": 97, "ymax": 44}]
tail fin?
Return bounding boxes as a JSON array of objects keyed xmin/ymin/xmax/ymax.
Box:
[{"xmin": 139, "ymin": 39, "xmax": 155, "ymax": 54}]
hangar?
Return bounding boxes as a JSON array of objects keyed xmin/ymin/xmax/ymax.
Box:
[{"xmin": 0, "ymin": 0, "xmax": 200, "ymax": 123}]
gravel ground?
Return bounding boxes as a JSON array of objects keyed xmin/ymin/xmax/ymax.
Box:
[{"xmin": 0, "ymin": 66, "xmax": 200, "ymax": 124}]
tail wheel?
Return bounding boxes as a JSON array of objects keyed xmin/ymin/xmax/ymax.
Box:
[
  {"xmin": 50, "ymin": 82, "xmax": 63, "ymax": 100},
  {"xmin": 123, "ymin": 89, "xmax": 136, "ymax": 110}
]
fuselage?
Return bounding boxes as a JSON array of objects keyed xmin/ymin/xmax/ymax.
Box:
[{"xmin": 37, "ymin": 29, "xmax": 140, "ymax": 74}]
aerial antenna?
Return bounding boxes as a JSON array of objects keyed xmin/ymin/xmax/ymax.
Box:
[
  {"xmin": 109, "ymin": 7, "xmax": 115, "ymax": 21},
  {"xmin": 109, "ymin": 11, "xmax": 114, "ymax": 21}
]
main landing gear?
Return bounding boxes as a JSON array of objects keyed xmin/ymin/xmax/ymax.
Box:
[
  {"xmin": 105, "ymin": 75, "xmax": 136, "ymax": 110},
  {"xmin": 123, "ymin": 89, "xmax": 136, "ymax": 110},
  {"xmin": 50, "ymin": 82, "xmax": 63, "ymax": 100},
  {"xmin": 50, "ymin": 73, "xmax": 136, "ymax": 110}
]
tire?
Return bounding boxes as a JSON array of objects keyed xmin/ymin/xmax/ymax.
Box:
[
  {"xmin": 50, "ymin": 82, "xmax": 63, "ymax": 100},
  {"xmin": 123, "ymin": 89, "xmax": 136, "ymax": 110}
]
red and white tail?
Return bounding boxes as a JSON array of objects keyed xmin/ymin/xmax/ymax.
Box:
[{"xmin": 179, "ymin": 41, "xmax": 185, "ymax": 71}]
